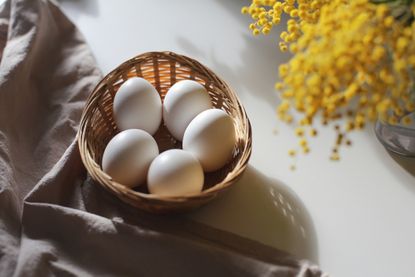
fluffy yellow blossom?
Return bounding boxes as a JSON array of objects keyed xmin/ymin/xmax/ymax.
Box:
[
  {"xmin": 243, "ymin": 0, "xmax": 415, "ymax": 162},
  {"xmin": 242, "ymin": 0, "xmax": 330, "ymax": 50}
]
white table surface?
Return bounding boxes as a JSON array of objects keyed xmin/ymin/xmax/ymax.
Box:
[{"xmin": 57, "ymin": 1, "xmax": 415, "ymax": 276}]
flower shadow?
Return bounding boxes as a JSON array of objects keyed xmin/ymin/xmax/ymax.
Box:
[{"xmin": 176, "ymin": 1, "xmax": 290, "ymax": 110}]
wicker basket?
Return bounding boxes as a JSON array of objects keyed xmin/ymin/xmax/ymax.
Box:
[{"xmin": 78, "ymin": 51, "xmax": 252, "ymax": 214}]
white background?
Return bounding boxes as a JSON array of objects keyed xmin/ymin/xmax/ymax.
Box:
[{"xmin": 37, "ymin": 0, "xmax": 415, "ymax": 276}]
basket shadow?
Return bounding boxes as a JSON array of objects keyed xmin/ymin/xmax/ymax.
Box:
[
  {"xmin": 81, "ymin": 164, "xmax": 318, "ymax": 263},
  {"xmin": 188, "ymin": 165, "xmax": 319, "ymax": 263}
]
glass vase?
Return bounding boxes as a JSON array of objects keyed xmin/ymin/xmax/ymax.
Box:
[{"xmin": 375, "ymin": 111, "xmax": 415, "ymax": 157}]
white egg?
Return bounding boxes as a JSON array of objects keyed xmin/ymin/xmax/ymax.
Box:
[
  {"xmin": 102, "ymin": 129, "xmax": 159, "ymax": 188},
  {"xmin": 183, "ymin": 109, "xmax": 236, "ymax": 172},
  {"xmin": 113, "ymin": 77, "xmax": 162, "ymax": 135},
  {"xmin": 163, "ymin": 80, "xmax": 212, "ymax": 140},
  {"xmin": 147, "ymin": 149, "xmax": 204, "ymax": 197}
]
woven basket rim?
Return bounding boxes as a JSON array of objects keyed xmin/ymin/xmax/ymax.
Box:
[{"xmin": 78, "ymin": 51, "xmax": 252, "ymax": 203}]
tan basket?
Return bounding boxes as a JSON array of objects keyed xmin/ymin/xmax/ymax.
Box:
[{"xmin": 78, "ymin": 51, "xmax": 252, "ymax": 214}]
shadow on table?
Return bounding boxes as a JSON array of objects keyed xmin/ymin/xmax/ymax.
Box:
[
  {"xmin": 189, "ymin": 165, "xmax": 319, "ymax": 263},
  {"xmin": 59, "ymin": 0, "xmax": 99, "ymax": 20}
]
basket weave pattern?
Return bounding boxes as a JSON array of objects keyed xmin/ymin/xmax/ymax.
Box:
[{"xmin": 78, "ymin": 51, "xmax": 252, "ymax": 213}]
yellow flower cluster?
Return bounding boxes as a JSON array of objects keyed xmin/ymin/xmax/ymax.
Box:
[
  {"xmin": 243, "ymin": 0, "xmax": 415, "ymax": 163},
  {"xmin": 242, "ymin": 0, "xmax": 329, "ymax": 51}
]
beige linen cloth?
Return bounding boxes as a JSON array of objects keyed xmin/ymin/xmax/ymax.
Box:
[{"xmin": 0, "ymin": 0, "xmax": 325, "ymax": 276}]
